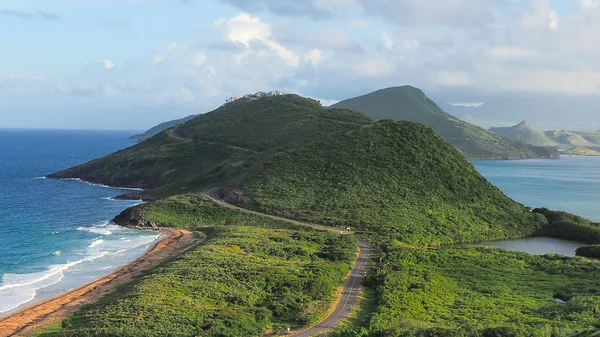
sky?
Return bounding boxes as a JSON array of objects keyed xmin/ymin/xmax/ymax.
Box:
[{"xmin": 2, "ymin": 0, "xmax": 600, "ymax": 130}]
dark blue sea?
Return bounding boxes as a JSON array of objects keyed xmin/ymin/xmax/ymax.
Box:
[
  {"xmin": 473, "ymin": 157, "xmax": 600, "ymax": 222},
  {"xmin": 0, "ymin": 129, "xmax": 159, "ymax": 315}
]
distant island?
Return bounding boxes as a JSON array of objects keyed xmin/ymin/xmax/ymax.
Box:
[
  {"xmin": 490, "ymin": 121, "xmax": 600, "ymax": 156},
  {"xmin": 26, "ymin": 90, "xmax": 600, "ymax": 336}
]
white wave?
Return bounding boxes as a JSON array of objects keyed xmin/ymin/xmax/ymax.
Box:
[
  {"xmin": 77, "ymin": 223, "xmax": 120, "ymax": 236},
  {"xmin": 89, "ymin": 239, "xmax": 104, "ymax": 248},
  {"xmin": 100, "ymin": 197, "xmax": 144, "ymax": 205},
  {"xmin": 51, "ymin": 231, "xmax": 59, "ymax": 235},
  {"xmin": 54, "ymin": 177, "xmax": 144, "ymax": 191},
  {"xmin": 0, "ymin": 225, "xmax": 160, "ymax": 315},
  {"xmin": 33, "ymin": 176, "xmax": 46, "ymax": 180},
  {"xmin": 0, "ymin": 251, "xmax": 109, "ymax": 313}
]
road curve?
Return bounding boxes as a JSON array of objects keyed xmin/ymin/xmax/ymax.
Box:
[
  {"xmin": 292, "ymin": 241, "xmax": 371, "ymax": 337},
  {"xmin": 206, "ymin": 188, "xmax": 371, "ymax": 336},
  {"xmin": 207, "ymin": 188, "xmax": 353, "ymax": 235}
]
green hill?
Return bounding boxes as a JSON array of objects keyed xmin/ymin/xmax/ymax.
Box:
[
  {"xmin": 49, "ymin": 95, "xmax": 371, "ymax": 191},
  {"xmin": 330, "ymin": 86, "xmax": 559, "ymax": 159},
  {"xmin": 489, "ymin": 121, "xmax": 557, "ymax": 146},
  {"xmin": 50, "ymin": 94, "xmax": 544, "ymax": 244},
  {"xmin": 130, "ymin": 114, "xmax": 199, "ymax": 141},
  {"xmin": 545, "ymin": 129, "xmax": 597, "ymax": 147},
  {"xmin": 237, "ymin": 120, "xmax": 545, "ymax": 244}
]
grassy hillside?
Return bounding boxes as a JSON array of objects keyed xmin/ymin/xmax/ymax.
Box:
[
  {"xmin": 330, "ymin": 86, "xmax": 559, "ymax": 159},
  {"xmin": 50, "ymin": 94, "xmax": 547, "ymax": 245},
  {"xmin": 48, "ymin": 95, "xmax": 372, "ymax": 192},
  {"xmin": 240, "ymin": 120, "xmax": 546, "ymax": 245},
  {"xmin": 545, "ymin": 129, "xmax": 596, "ymax": 147},
  {"xmin": 35, "ymin": 198, "xmax": 356, "ymax": 337},
  {"xmin": 365, "ymin": 246, "xmax": 600, "ymax": 336},
  {"xmin": 489, "ymin": 121, "xmax": 557, "ymax": 146},
  {"xmin": 489, "ymin": 122, "xmax": 600, "ymax": 154}
]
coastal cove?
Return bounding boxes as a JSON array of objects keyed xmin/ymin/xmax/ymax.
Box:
[
  {"xmin": 472, "ymin": 157, "xmax": 600, "ymax": 257},
  {"xmin": 0, "ymin": 130, "xmax": 160, "ymax": 316}
]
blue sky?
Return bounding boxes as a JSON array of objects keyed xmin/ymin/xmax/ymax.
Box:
[{"xmin": 2, "ymin": 0, "xmax": 600, "ymax": 130}]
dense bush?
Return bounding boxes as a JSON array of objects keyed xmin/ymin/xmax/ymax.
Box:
[
  {"xmin": 365, "ymin": 246, "xmax": 600, "ymax": 336},
  {"xmin": 575, "ymin": 245, "xmax": 600, "ymax": 258},
  {"xmin": 534, "ymin": 208, "xmax": 600, "ymax": 244},
  {"xmin": 53, "ymin": 225, "xmax": 355, "ymax": 337},
  {"xmin": 244, "ymin": 120, "xmax": 547, "ymax": 245}
]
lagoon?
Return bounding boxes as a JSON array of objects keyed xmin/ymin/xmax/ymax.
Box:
[
  {"xmin": 473, "ymin": 157, "xmax": 600, "ymax": 256},
  {"xmin": 480, "ymin": 237, "xmax": 583, "ymax": 257}
]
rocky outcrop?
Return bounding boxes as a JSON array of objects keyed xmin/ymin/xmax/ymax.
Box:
[
  {"xmin": 111, "ymin": 206, "xmax": 161, "ymax": 230},
  {"xmin": 210, "ymin": 187, "xmax": 257, "ymax": 211}
]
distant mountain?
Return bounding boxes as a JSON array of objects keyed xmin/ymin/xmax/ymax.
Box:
[
  {"xmin": 489, "ymin": 121, "xmax": 556, "ymax": 147},
  {"xmin": 330, "ymin": 86, "xmax": 558, "ymax": 159},
  {"xmin": 437, "ymin": 92, "xmax": 600, "ymax": 131},
  {"xmin": 544, "ymin": 129, "xmax": 596, "ymax": 148},
  {"xmin": 488, "ymin": 121, "xmax": 600, "ymax": 154},
  {"xmin": 130, "ymin": 114, "xmax": 199, "ymax": 141}
]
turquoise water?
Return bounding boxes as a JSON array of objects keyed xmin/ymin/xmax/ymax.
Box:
[
  {"xmin": 473, "ymin": 156, "xmax": 600, "ymax": 222},
  {"xmin": 0, "ymin": 129, "xmax": 159, "ymax": 316}
]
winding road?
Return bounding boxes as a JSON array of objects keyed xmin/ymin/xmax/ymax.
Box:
[{"xmin": 206, "ymin": 188, "xmax": 371, "ymax": 336}]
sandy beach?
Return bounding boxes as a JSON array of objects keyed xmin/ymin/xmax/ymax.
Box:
[{"xmin": 0, "ymin": 228, "xmax": 202, "ymax": 337}]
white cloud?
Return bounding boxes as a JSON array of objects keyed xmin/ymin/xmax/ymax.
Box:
[
  {"xmin": 382, "ymin": 30, "xmax": 394, "ymax": 50},
  {"xmin": 355, "ymin": 58, "xmax": 395, "ymax": 77},
  {"xmin": 192, "ymin": 53, "xmax": 207, "ymax": 67},
  {"xmin": 307, "ymin": 49, "xmax": 323, "ymax": 66},
  {"xmin": 216, "ymin": 13, "xmax": 299, "ymax": 67},
  {"xmin": 581, "ymin": 0, "xmax": 600, "ymax": 8},
  {"xmin": 103, "ymin": 60, "xmax": 115, "ymax": 69},
  {"xmin": 435, "ymin": 71, "xmax": 472, "ymax": 86},
  {"xmin": 0, "ymin": 70, "xmax": 44, "ymax": 81},
  {"xmin": 549, "ymin": 10, "xmax": 558, "ymax": 30},
  {"xmin": 488, "ymin": 47, "xmax": 534, "ymax": 60}
]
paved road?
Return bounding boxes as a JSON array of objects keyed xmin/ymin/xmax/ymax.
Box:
[
  {"xmin": 291, "ymin": 241, "xmax": 371, "ymax": 337},
  {"xmin": 206, "ymin": 188, "xmax": 371, "ymax": 336}
]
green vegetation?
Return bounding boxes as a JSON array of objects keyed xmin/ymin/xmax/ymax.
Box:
[
  {"xmin": 44, "ymin": 91, "xmax": 600, "ymax": 337},
  {"xmin": 489, "ymin": 121, "xmax": 557, "ymax": 147},
  {"xmin": 564, "ymin": 147, "xmax": 600, "ymax": 156},
  {"xmin": 49, "ymin": 95, "xmax": 371, "ymax": 194},
  {"xmin": 534, "ymin": 208, "xmax": 600, "ymax": 244},
  {"xmin": 37, "ymin": 199, "xmax": 356, "ymax": 337},
  {"xmin": 130, "ymin": 114, "xmax": 199, "ymax": 141},
  {"xmin": 243, "ymin": 120, "xmax": 547, "ymax": 245},
  {"xmin": 490, "ymin": 122, "xmax": 600, "ymax": 156},
  {"xmin": 576, "ymin": 245, "xmax": 600, "ymax": 258},
  {"xmin": 349, "ymin": 246, "xmax": 600, "ymax": 336},
  {"xmin": 330, "ymin": 86, "xmax": 559, "ymax": 159}
]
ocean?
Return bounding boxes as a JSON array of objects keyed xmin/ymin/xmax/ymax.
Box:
[
  {"xmin": 0, "ymin": 129, "xmax": 159, "ymax": 316},
  {"xmin": 473, "ymin": 156, "xmax": 600, "ymax": 222}
]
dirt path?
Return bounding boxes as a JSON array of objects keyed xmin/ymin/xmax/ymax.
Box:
[
  {"xmin": 0, "ymin": 228, "xmax": 203, "ymax": 337},
  {"xmin": 169, "ymin": 127, "xmax": 257, "ymax": 153},
  {"xmin": 207, "ymin": 188, "xmax": 353, "ymax": 235}
]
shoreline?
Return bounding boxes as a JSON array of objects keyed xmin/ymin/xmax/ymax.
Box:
[{"xmin": 0, "ymin": 227, "xmax": 201, "ymax": 337}]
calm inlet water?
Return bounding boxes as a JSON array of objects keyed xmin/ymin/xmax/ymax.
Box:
[
  {"xmin": 473, "ymin": 157, "xmax": 600, "ymax": 256},
  {"xmin": 0, "ymin": 129, "xmax": 159, "ymax": 316}
]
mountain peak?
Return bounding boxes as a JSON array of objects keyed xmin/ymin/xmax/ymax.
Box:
[{"xmin": 515, "ymin": 121, "xmax": 534, "ymax": 129}]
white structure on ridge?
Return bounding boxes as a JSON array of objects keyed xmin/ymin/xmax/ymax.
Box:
[{"xmin": 224, "ymin": 91, "xmax": 284, "ymax": 106}]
